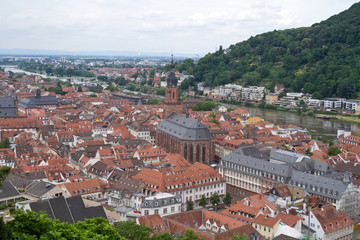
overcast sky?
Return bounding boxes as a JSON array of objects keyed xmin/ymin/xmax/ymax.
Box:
[{"xmin": 1, "ymin": 0, "xmax": 358, "ymax": 55}]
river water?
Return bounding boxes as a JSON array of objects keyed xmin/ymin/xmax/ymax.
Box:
[{"xmin": 238, "ymin": 106, "xmax": 360, "ymax": 139}]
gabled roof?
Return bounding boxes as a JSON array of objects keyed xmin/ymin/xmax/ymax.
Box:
[
  {"xmin": 0, "ymin": 180, "xmax": 21, "ymax": 199},
  {"xmin": 29, "ymin": 195, "xmax": 107, "ymax": 223},
  {"xmin": 311, "ymin": 204, "xmax": 354, "ymax": 233},
  {"xmin": 26, "ymin": 180, "xmax": 57, "ymax": 197}
]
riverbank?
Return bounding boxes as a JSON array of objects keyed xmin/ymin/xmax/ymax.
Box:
[{"xmin": 319, "ymin": 114, "xmax": 360, "ymax": 123}]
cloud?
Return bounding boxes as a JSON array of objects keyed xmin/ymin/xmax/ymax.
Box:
[{"xmin": 0, "ymin": 0, "xmax": 358, "ymax": 54}]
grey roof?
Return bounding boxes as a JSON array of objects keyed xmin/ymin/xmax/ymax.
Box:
[
  {"xmin": 30, "ymin": 196, "xmax": 107, "ymax": 223},
  {"xmin": 141, "ymin": 193, "xmax": 182, "ymax": 209},
  {"xmin": 221, "ymin": 146, "xmax": 340, "ymax": 199},
  {"xmin": 115, "ymin": 205, "xmax": 134, "ymax": 213},
  {"xmin": 0, "ymin": 96, "xmax": 16, "ymax": 117},
  {"xmin": 288, "ymin": 171, "xmax": 350, "ymax": 200},
  {"xmin": 0, "ymin": 180, "xmax": 21, "ymax": 199},
  {"xmin": 157, "ymin": 112, "xmax": 213, "ymax": 141},
  {"xmin": 270, "ymin": 148, "xmax": 309, "ymax": 164},
  {"xmin": 18, "ymin": 95, "xmax": 58, "ymax": 109},
  {"xmin": 26, "ymin": 180, "xmax": 57, "ymax": 197},
  {"xmin": 221, "ymin": 146, "xmax": 291, "ymax": 178},
  {"xmin": 6, "ymin": 172, "xmax": 47, "ymax": 188},
  {"xmin": 290, "ymin": 158, "xmax": 334, "ymax": 173}
]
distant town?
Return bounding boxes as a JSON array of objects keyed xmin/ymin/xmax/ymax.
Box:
[{"xmin": 0, "ymin": 55, "xmax": 359, "ymax": 240}]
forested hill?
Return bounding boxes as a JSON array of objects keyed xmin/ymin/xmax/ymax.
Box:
[{"xmin": 178, "ymin": 2, "xmax": 360, "ymax": 99}]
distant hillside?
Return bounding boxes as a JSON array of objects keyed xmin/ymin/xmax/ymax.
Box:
[{"xmin": 178, "ymin": 2, "xmax": 360, "ymax": 99}]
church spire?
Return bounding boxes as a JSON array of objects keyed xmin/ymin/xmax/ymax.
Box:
[{"xmin": 170, "ymin": 54, "xmax": 174, "ymax": 70}]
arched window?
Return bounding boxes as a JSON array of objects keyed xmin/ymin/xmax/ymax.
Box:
[
  {"xmin": 196, "ymin": 144, "xmax": 200, "ymax": 162},
  {"xmin": 189, "ymin": 144, "xmax": 194, "ymax": 163},
  {"xmin": 202, "ymin": 145, "xmax": 206, "ymax": 162},
  {"xmin": 184, "ymin": 143, "xmax": 188, "ymax": 160}
]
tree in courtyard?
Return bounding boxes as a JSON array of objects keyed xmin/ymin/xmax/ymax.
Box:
[
  {"xmin": 186, "ymin": 199, "xmax": 194, "ymax": 211},
  {"xmin": 114, "ymin": 220, "xmax": 152, "ymax": 240},
  {"xmin": 77, "ymin": 85, "xmax": 83, "ymax": 92},
  {"xmin": 210, "ymin": 192, "xmax": 220, "ymax": 210},
  {"xmin": 199, "ymin": 195, "xmax": 207, "ymax": 208},
  {"xmin": 209, "ymin": 112, "xmax": 216, "ymax": 118},
  {"xmin": 0, "ymin": 166, "xmax": 11, "ymax": 186},
  {"xmin": 305, "ymin": 148, "xmax": 313, "ymax": 156},
  {"xmin": 327, "ymin": 146, "xmax": 341, "ymax": 156},
  {"xmin": 0, "ymin": 138, "xmax": 10, "ymax": 148},
  {"xmin": 223, "ymin": 191, "xmax": 232, "ymax": 206},
  {"xmin": 233, "ymin": 233, "xmax": 250, "ymax": 240}
]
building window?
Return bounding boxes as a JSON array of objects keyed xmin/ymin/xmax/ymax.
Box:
[
  {"xmin": 189, "ymin": 144, "xmax": 193, "ymax": 163},
  {"xmin": 145, "ymin": 210, "xmax": 149, "ymax": 215},
  {"xmin": 154, "ymin": 209, "xmax": 159, "ymax": 214},
  {"xmin": 171, "ymin": 207, "xmax": 175, "ymax": 212},
  {"xmin": 163, "ymin": 208, "xmax": 167, "ymax": 214}
]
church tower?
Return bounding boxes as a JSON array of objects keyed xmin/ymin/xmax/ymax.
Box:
[
  {"xmin": 163, "ymin": 55, "xmax": 182, "ymax": 118},
  {"xmin": 165, "ymin": 55, "xmax": 179, "ymax": 104}
]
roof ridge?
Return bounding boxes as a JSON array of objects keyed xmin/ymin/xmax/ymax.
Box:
[
  {"xmin": 64, "ymin": 197, "xmax": 75, "ymax": 223},
  {"xmin": 47, "ymin": 198, "xmax": 56, "ymax": 220}
]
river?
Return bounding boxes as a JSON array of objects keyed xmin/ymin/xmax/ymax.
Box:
[{"xmin": 237, "ymin": 106, "xmax": 360, "ymax": 139}]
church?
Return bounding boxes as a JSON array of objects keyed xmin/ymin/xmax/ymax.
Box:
[{"xmin": 156, "ymin": 57, "xmax": 215, "ymax": 163}]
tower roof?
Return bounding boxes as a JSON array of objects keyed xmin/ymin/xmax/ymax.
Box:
[{"xmin": 166, "ymin": 55, "xmax": 178, "ymax": 88}]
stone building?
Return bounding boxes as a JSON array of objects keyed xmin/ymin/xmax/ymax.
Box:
[
  {"xmin": 156, "ymin": 112, "xmax": 214, "ymax": 163},
  {"xmin": 218, "ymin": 146, "xmax": 359, "ymax": 221},
  {"xmin": 18, "ymin": 88, "xmax": 59, "ymax": 114}
]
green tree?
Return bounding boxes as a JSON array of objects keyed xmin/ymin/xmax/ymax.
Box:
[
  {"xmin": 9, "ymin": 210, "xmax": 55, "ymax": 239},
  {"xmin": 90, "ymin": 94, "xmax": 97, "ymax": 97},
  {"xmin": 0, "ymin": 166, "xmax": 11, "ymax": 186},
  {"xmin": 210, "ymin": 192, "xmax": 220, "ymax": 210},
  {"xmin": 186, "ymin": 199, "xmax": 194, "ymax": 211},
  {"xmin": 327, "ymin": 146, "xmax": 341, "ymax": 156},
  {"xmin": 0, "ymin": 217, "xmax": 11, "ymax": 240},
  {"xmin": 176, "ymin": 229, "xmax": 201, "ymax": 240},
  {"xmin": 233, "ymin": 233, "xmax": 250, "ymax": 240},
  {"xmin": 223, "ymin": 191, "xmax": 232, "ymax": 206},
  {"xmin": 209, "ymin": 112, "xmax": 216, "ymax": 118},
  {"xmin": 78, "ymin": 85, "xmax": 83, "ymax": 92},
  {"xmin": 147, "ymin": 99, "xmax": 160, "ymax": 105},
  {"xmin": 192, "ymin": 101, "xmax": 218, "ymax": 111},
  {"xmin": 115, "ymin": 77, "xmax": 127, "ymax": 86},
  {"xmin": 114, "ymin": 220, "xmax": 152, "ymax": 240},
  {"xmin": 152, "ymin": 232, "xmax": 174, "ymax": 240},
  {"xmin": 7, "ymin": 209, "xmax": 123, "ymax": 240},
  {"xmin": 199, "ymin": 195, "xmax": 207, "ymax": 208},
  {"xmin": 305, "ymin": 148, "xmax": 313, "ymax": 156},
  {"xmin": 97, "ymin": 76, "xmax": 108, "ymax": 82},
  {"xmin": 0, "ymin": 138, "xmax": 10, "ymax": 148},
  {"xmin": 211, "ymin": 118, "xmax": 220, "ymax": 126}
]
